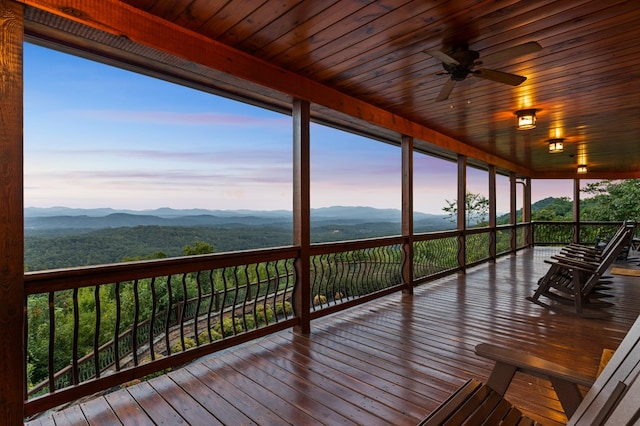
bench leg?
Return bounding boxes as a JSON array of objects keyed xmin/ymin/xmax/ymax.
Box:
[
  {"xmin": 486, "ymin": 361, "xmax": 517, "ymax": 395},
  {"xmin": 550, "ymin": 377, "xmax": 583, "ymax": 418}
]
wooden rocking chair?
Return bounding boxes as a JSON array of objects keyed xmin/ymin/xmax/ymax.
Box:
[{"xmin": 527, "ymin": 222, "xmax": 635, "ymax": 314}]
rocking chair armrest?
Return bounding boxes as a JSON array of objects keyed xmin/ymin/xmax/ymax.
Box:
[
  {"xmin": 544, "ymin": 257, "xmax": 598, "ymax": 274},
  {"xmin": 475, "ymin": 343, "xmax": 595, "ymax": 388},
  {"xmin": 550, "ymin": 254, "xmax": 599, "ymax": 269},
  {"xmin": 563, "ymin": 243, "xmax": 599, "ymax": 252},
  {"xmin": 559, "ymin": 248, "xmax": 600, "ymax": 260}
]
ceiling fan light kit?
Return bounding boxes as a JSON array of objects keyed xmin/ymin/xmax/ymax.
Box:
[{"xmin": 515, "ymin": 109, "xmax": 538, "ymax": 130}]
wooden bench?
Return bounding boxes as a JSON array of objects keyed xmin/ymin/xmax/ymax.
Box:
[{"xmin": 418, "ymin": 314, "xmax": 640, "ymax": 425}]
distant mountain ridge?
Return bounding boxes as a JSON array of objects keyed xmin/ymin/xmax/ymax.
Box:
[{"xmin": 24, "ymin": 206, "xmax": 448, "ymax": 231}]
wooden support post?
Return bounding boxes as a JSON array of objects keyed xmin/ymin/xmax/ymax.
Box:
[
  {"xmin": 509, "ymin": 173, "xmax": 517, "ymax": 253},
  {"xmin": 0, "ymin": 0, "xmax": 25, "ymax": 422},
  {"xmin": 457, "ymin": 155, "xmax": 467, "ymax": 271},
  {"xmin": 488, "ymin": 165, "xmax": 497, "ymax": 261},
  {"xmin": 401, "ymin": 135, "xmax": 413, "ymax": 294},
  {"xmin": 574, "ymin": 178, "xmax": 581, "ymax": 244},
  {"xmin": 524, "ymin": 177, "xmax": 532, "ymax": 246},
  {"xmin": 292, "ymin": 99, "xmax": 311, "ymax": 334}
]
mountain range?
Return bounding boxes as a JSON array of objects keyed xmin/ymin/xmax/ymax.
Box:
[{"xmin": 24, "ymin": 206, "xmax": 450, "ymax": 231}]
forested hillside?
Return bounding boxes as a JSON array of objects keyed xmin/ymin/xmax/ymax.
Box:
[
  {"xmin": 25, "ymin": 225, "xmax": 292, "ymax": 270},
  {"xmin": 25, "ymin": 181, "xmax": 640, "ymax": 271},
  {"xmin": 24, "ymin": 206, "xmax": 450, "ymax": 270},
  {"xmin": 25, "ymin": 221, "xmax": 449, "ymax": 271}
]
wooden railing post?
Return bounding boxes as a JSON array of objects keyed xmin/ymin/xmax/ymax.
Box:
[
  {"xmin": 524, "ymin": 177, "xmax": 532, "ymax": 247},
  {"xmin": 0, "ymin": 0, "xmax": 25, "ymax": 422},
  {"xmin": 488, "ymin": 165, "xmax": 497, "ymax": 261},
  {"xmin": 574, "ymin": 178, "xmax": 581, "ymax": 244},
  {"xmin": 292, "ymin": 99, "xmax": 311, "ymax": 334},
  {"xmin": 457, "ymin": 155, "xmax": 467, "ymax": 271},
  {"xmin": 509, "ymin": 173, "xmax": 517, "ymax": 253},
  {"xmin": 401, "ymin": 135, "xmax": 414, "ymax": 294}
]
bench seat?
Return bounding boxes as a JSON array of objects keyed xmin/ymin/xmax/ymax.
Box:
[
  {"xmin": 417, "ymin": 313, "xmax": 640, "ymax": 425},
  {"xmin": 418, "ymin": 379, "xmax": 540, "ymax": 425}
]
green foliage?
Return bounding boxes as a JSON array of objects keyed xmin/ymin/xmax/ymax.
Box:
[
  {"xmin": 313, "ymin": 294, "xmax": 327, "ymax": 305},
  {"xmin": 531, "ymin": 197, "xmax": 573, "ymax": 221},
  {"xmin": 275, "ymin": 300, "xmax": 293, "ymax": 316},
  {"xmin": 213, "ymin": 317, "xmax": 244, "ymax": 337},
  {"xmin": 171, "ymin": 337, "xmax": 196, "ymax": 353},
  {"xmin": 25, "ymin": 226, "xmax": 292, "ymax": 270},
  {"xmin": 581, "ymin": 179, "xmax": 640, "ymax": 221},
  {"xmin": 183, "ymin": 241, "xmax": 215, "ymax": 256},
  {"xmin": 242, "ymin": 314, "xmax": 256, "ymax": 331},
  {"xmin": 255, "ymin": 304, "xmax": 274, "ymax": 324},
  {"xmin": 198, "ymin": 329, "xmax": 223, "ymax": 344},
  {"xmin": 443, "ymin": 192, "xmax": 489, "ymax": 227},
  {"xmin": 121, "ymin": 252, "xmax": 167, "ymax": 262}
]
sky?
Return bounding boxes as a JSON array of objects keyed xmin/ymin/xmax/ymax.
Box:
[{"xmin": 24, "ymin": 43, "xmax": 576, "ymax": 215}]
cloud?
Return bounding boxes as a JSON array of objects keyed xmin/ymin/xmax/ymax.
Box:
[
  {"xmin": 74, "ymin": 110, "xmax": 291, "ymax": 128},
  {"xmin": 29, "ymin": 147, "xmax": 293, "ymax": 167}
]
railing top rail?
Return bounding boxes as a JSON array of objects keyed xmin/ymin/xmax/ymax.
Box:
[
  {"xmin": 310, "ymin": 235, "xmax": 404, "ymax": 255},
  {"xmin": 465, "ymin": 226, "xmax": 492, "ymax": 235},
  {"xmin": 532, "ymin": 220, "xmax": 624, "ymax": 225},
  {"xmin": 25, "ymin": 245, "xmax": 300, "ymax": 294},
  {"xmin": 495, "ymin": 222, "xmax": 529, "ymax": 229},
  {"xmin": 414, "ymin": 229, "xmax": 461, "ymax": 241}
]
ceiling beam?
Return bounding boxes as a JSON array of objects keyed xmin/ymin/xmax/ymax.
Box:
[
  {"xmin": 19, "ymin": 0, "xmax": 531, "ymax": 176},
  {"xmin": 533, "ymin": 171, "xmax": 640, "ymax": 180}
]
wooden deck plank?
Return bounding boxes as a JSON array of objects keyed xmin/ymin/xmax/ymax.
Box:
[
  {"xmin": 78, "ymin": 397, "xmax": 122, "ymax": 425},
  {"xmin": 103, "ymin": 389, "xmax": 152, "ymax": 424},
  {"xmin": 214, "ymin": 343, "xmax": 420, "ymax": 424},
  {"xmin": 26, "ymin": 248, "xmax": 640, "ymax": 426},
  {"xmin": 166, "ymin": 367, "xmax": 257, "ymax": 425},
  {"xmin": 22, "ymin": 417, "xmax": 52, "ymax": 426},
  {"xmin": 199, "ymin": 355, "xmax": 322, "ymax": 425},
  {"xmin": 51, "ymin": 404, "xmax": 89, "ymax": 425},
  {"xmin": 185, "ymin": 361, "xmax": 288, "ymax": 425},
  {"xmin": 212, "ymin": 348, "xmax": 362, "ymax": 425},
  {"xmin": 146, "ymin": 374, "xmax": 224, "ymax": 425},
  {"xmin": 125, "ymin": 381, "xmax": 186, "ymax": 425},
  {"xmin": 271, "ymin": 332, "xmax": 453, "ymax": 403}
]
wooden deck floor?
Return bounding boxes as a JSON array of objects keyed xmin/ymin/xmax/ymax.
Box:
[{"xmin": 26, "ymin": 248, "xmax": 640, "ymax": 425}]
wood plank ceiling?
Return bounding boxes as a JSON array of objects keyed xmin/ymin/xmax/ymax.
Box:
[{"xmin": 22, "ymin": 1, "xmax": 640, "ymax": 178}]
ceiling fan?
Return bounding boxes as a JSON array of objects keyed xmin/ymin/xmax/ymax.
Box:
[{"xmin": 425, "ymin": 41, "xmax": 542, "ymax": 102}]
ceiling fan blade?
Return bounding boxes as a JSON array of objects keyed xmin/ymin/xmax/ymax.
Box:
[
  {"xmin": 425, "ymin": 49, "xmax": 459, "ymax": 66},
  {"xmin": 475, "ymin": 68, "xmax": 527, "ymax": 86},
  {"xmin": 436, "ymin": 79, "xmax": 457, "ymax": 102},
  {"xmin": 480, "ymin": 41, "xmax": 542, "ymax": 64}
]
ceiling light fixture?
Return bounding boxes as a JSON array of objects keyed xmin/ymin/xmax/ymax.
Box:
[
  {"xmin": 515, "ymin": 109, "xmax": 538, "ymax": 130},
  {"xmin": 547, "ymin": 138, "xmax": 565, "ymax": 153},
  {"xmin": 577, "ymin": 164, "xmax": 588, "ymax": 174}
]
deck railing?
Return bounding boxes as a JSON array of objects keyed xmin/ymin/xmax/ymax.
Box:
[
  {"xmin": 26, "ymin": 220, "xmax": 616, "ymax": 417},
  {"xmin": 414, "ymin": 230, "xmax": 460, "ymax": 279},
  {"xmin": 531, "ymin": 221, "xmax": 625, "ymax": 246},
  {"xmin": 309, "ymin": 237, "xmax": 405, "ymax": 316},
  {"xmin": 24, "ymin": 247, "xmax": 300, "ymax": 416}
]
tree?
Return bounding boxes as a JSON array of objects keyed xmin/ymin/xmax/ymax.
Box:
[
  {"xmin": 443, "ymin": 192, "xmax": 489, "ymax": 227},
  {"xmin": 581, "ymin": 179, "xmax": 640, "ymax": 221},
  {"xmin": 531, "ymin": 197, "xmax": 573, "ymax": 221},
  {"xmin": 183, "ymin": 240, "xmax": 215, "ymax": 256}
]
